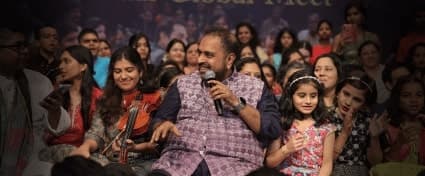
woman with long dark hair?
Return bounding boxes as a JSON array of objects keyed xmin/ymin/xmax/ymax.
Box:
[
  {"xmin": 236, "ymin": 22, "xmax": 269, "ymax": 63},
  {"xmin": 40, "ymin": 45, "xmax": 102, "ymax": 162},
  {"xmin": 271, "ymin": 28, "xmax": 298, "ymax": 70},
  {"xmin": 128, "ymin": 33, "xmax": 157, "ymax": 81},
  {"xmin": 71, "ymin": 47, "xmax": 161, "ymax": 175}
]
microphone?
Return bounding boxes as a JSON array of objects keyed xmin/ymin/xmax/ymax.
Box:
[{"xmin": 202, "ymin": 70, "xmax": 224, "ymax": 116}]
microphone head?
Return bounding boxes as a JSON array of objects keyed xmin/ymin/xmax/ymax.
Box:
[{"xmin": 202, "ymin": 70, "xmax": 216, "ymax": 80}]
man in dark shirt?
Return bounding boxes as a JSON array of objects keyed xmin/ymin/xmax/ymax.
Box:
[
  {"xmin": 149, "ymin": 27, "xmax": 281, "ymax": 176},
  {"xmin": 26, "ymin": 25, "xmax": 61, "ymax": 83}
]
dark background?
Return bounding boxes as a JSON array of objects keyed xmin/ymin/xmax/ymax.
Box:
[{"xmin": 0, "ymin": 0, "xmax": 423, "ymax": 57}]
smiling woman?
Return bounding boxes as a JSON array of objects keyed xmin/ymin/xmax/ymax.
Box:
[{"xmin": 71, "ymin": 46, "xmax": 161, "ymax": 175}]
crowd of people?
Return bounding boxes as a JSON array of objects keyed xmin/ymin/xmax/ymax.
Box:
[{"xmin": 1, "ymin": 0, "xmax": 425, "ymax": 176}]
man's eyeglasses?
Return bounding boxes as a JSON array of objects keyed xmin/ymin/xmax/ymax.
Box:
[{"xmin": 0, "ymin": 41, "xmax": 29, "ymax": 53}]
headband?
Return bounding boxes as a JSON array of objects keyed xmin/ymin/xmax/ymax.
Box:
[
  {"xmin": 288, "ymin": 76, "xmax": 321, "ymax": 89},
  {"xmin": 345, "ymin": 76, "xmax": 373, "ymax": 92}
]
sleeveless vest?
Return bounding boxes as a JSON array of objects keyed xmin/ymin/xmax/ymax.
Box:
[{"xmin": 152, "ymin": 72, "xmax": 265, "ymax": 176}]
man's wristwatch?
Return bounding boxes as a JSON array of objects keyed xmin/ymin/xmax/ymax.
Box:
[{"xmin": 233, "ymin": 97, "xmax": 246, "ymax": 114}]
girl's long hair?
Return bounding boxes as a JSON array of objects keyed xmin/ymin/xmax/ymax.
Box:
[
  {"xmin": 98, "ymin": 46, "xmax": 157, "ymax": 126},
  {"xmin": 279, "ymin": 69, "xmax": 329, "ymax": 130},
  {"xmin": 273, "ymin": 28, "xmax": 297, "ymax": 54},
  {"xmin": 61, "ymin": 45, "xmax": 98, "ymax": 129}
]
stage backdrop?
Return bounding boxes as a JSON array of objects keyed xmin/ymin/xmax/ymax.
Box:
[{"xmin": 2, "ymin": 0, "xmax": 421, "ymax": 57}]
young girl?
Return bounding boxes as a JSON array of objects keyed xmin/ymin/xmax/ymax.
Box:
[
  {"xmin": 369, "ymin": 75, "xmax": 425, "ymax": 176},
  {"xmin": 271, "ymin": 28, "xmax": 298, "ymax": 71},
  {"xmin": 311, "ymin": 20, "xmax": 333, "ymax": 64},
  {"xmin": 266, "ymin": 70, "xmax": 335, "ymax": 176},
  {"xmin": 297, "ymin": 41, "xmax": 313, "ymax": 64},
  {"xmin": 384, "ymin": 75, "xmax": 425, "ymax": 165},
  {"xmin": 331, "ymin": 71, "xmax": 383, "ymax": 175}
]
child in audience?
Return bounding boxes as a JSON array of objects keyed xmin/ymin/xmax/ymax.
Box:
[
  {"xmin": 311, "ymin": 20, "xmax": 333, "ymax": 64},
  {"xmin": 330, "ymin": 71, "xmax": 383, "ymax": 175},
  {"xmin": 384, "ymin": 75, "xmax": 425, "ymax": 165},
  {"xmin": 266, "ymin": 69, "xmax": 335, "ymax": 176}
]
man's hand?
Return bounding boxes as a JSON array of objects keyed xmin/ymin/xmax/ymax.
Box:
[
  {"xmin": 208, "ymin": 80, "xmax": 239, "ymax": 107},
  {"xmin": 150, "ymin": 121, "xmax": 182, "ymax": 143},
  {"xmin": 40, "ymin": 89, "xmax": 63, "ymax": 129}
]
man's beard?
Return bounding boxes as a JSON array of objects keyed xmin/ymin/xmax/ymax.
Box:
[{"xmin": 198, "ymin": 62, "xmax": 228, "ymax": 81}]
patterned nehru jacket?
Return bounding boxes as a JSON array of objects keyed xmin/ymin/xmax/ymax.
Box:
[{"xmin": 152, "ymin": 72, "xmax": 265, "ymax": 176}]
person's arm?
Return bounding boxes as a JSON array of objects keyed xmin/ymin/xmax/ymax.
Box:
[
  {"xmin": 319, "ymin": 131, "xmax": 335, "ymax": 176},
  {"xmin": 333, "ymin": 130, "xmax": 349, "ymax": 160},
  {"xmin": 333, "ymin": 109, "xmax": 354, "ymax": 159},
  {"xmin": 41, "ymin": 83, "xmax": 70, "ymax": 134},
  {"xmin": 150, "ymin": 82, "xmax": 180, "ymax": 129},
  {"xmin": 367, "ymin": 135, "xmax": 383, "ymax": 165},
  {"xmin": 332, "ymin": 33, "xmax": 342, "ymax": 53},
  {"xmin": 150, "ymin": 82, "xmax": 182, "ymax": 143},
  {"xmin": 209, "ymin": 80, "xmax": 261, "ymax": 133},
  {"xmin": 265, "ymin": 138, "xmax": 285, "ymax": 168},
  {"xmin": 265, "ymin": 133, "xmax": 304, "ymax": 168},
  {"xmin": 367, "ymin": 113, "xmax": 386, "ymax": 165},
  {"xmin": 255, "ymin": 87, "xmax": 282, "ymax": 144},
  {"xmin": 233, "ymin": 98, "xmax": 262, "ymax": 133},
  {"xmin": 70, "ymin": 113, "xmax": 104, "ymax": 158},
  {"xmin": 209, "ymin": 81, "xmax": 281, "ymax": 139},
  {"xmin": 45, "ymin": 107, "xmax": 71, "ymax": 135}
]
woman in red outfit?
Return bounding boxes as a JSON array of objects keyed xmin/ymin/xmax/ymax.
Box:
[
  {"xmin": 311, "ymin": 20, "xmax": 333, "ymax": 64},
  {"xmin": 40, "ymin": 45, "xmax": 102, "ymax": 163},
  {"xmin": 71, "ymin": 47, "xmax": 161, "ymax": 175}
]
